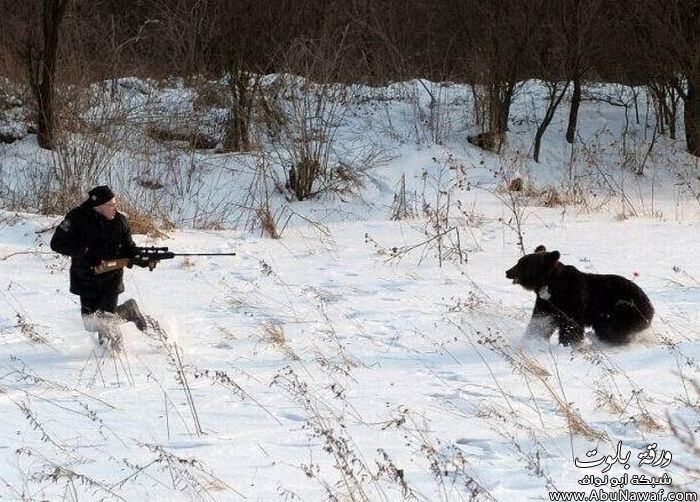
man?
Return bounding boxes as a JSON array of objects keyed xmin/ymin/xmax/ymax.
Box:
[{"xmin": 50, "ymin": 185, "xmax": 153, "ymax": 344}]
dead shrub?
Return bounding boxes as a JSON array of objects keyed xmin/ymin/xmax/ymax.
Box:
[
  {"xmin": 146, "ymin": 126, "xmax": 218, "ymax": 150},
  {"xmin": 192, "ymin": 81, "xmax": 229, "ymax": 111},
  {"xmin": 540, "ymin": 184, "xmax": 590, "ymax": 208},
  {"xmin": 507, "ymin": 177, "xmax": 523, "ymax": 192},
  {"xmin": 542, "ymin": 187, "xmax": 563, "ymax": 207},
  {"xmin": 257, "ymin": 207, "xmax": 280, "ymax": 239},
  {"xmin": 120, "ymin": 203, "xmax": 168, "ymax": 238},
  {"xmin": 467, "ymin": 130, "xmax": 501, "ymax": 152}
]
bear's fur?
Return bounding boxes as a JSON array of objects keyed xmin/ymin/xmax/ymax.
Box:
[{"xmin": 505, "ymin": 245, "xmax": 654, "ymax": 345}]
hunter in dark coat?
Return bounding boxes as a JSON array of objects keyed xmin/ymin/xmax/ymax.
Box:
[{"xmin": 51, "ymin": 185, "xmax": 149, "ymax": 341}]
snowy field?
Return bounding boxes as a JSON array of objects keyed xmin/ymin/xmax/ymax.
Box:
[{"xmin": 0, "ymin": 78, "xmax": 699, "ymax": 500}]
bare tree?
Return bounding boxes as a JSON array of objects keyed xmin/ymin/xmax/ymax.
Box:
[
  {"xmin": 142, "ymin": 0, "xmax": 218, "ymax": 76},
  {"xmin": 534, "ymin": 82, "xmax": 571, "ymax": 162},
  {"xmin": 458, "ymin": 0, "xmax": 540, "ymax": 152},
  {"xmin": 271, "ymin": 32, "xmax": 356, "ymax": 201},
  {"xmin": 209, "ymin": 0, "xmax": 278, "ymax": 153},
  {"xmin": 3, "ymin": 0, "xmax": 698, "ymax": 164},
  {"xmin": 648, "ymin": 80, "xmax": 681, "ymax": 139},
  {"xmin": 561, "ymin": 0, "xmax": 604, "ymax": 144},
  {"xmin": 25, "ymin": 0, "xmax": 70, "ymax": 150},
  {"xmin": 673, "ymin": 1, "xmax": 700, "ymax": 156},
  {"xmin": 532, "ymin": 1, "xmax": 574, "ymax": 161},
  {"xmin": 631, "ymin": 0, "xmax": 700, "ymax": 157}
]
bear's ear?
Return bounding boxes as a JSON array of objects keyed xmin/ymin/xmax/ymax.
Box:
[
  {"xmin": 534, "ymin": 245, "xmax": 547, "ymax": 254},
  {"xmin": 544, "ymin": 250, "xmax": 560, "ymax": 265}
]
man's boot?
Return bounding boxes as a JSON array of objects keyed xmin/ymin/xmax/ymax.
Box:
[{"xmin": 115, "ymin": 299, "xmax": 147, "ymax": 332}]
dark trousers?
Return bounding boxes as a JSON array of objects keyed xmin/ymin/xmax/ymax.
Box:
[{"xmin": 80, "ymin": 291, "xmax": 119, "ymax": 317}]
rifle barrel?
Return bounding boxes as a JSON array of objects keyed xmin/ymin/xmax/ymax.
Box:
[{"xmin": 172, "ymin": 252, "xmax": 237, "ymax": 256}]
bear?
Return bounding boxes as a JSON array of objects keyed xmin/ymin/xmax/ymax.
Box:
[{"xmin": 505, "ymin": 245, "xmax": 654, "ymax": 345}]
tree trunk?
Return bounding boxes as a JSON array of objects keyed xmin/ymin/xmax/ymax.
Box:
[
  {"xmin": 487, "ymin": 81, "xmax": 515, "ymax": 152},
  {"xmin": 668, "ymin": 88, "xmax": 677, "ymax": 140},
  {"xmin": 223, "ymin": 68, "xmax": 253, "ymax": 152},
  {"xmin": 36, "ymin": 0, "xmax": 68, "ymax": 150},
  {"xmin": 565, "ymin": 76, "xmax": 581, "ymax": 144},
  {"xmin": 534, "ymin": 81, "xmax": 571, "ymax": 162},
  {"xmin": 650, "ymin": 84, "xmax": 667, "ymax": 136},
  {"xmin": 684, "ymin": 77, "xmax": 700, "ymax": 157}
]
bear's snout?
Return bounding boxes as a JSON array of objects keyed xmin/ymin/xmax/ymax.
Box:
[{"xmin": 505, "ymin": 268, "xmax": 519, "ymax": 284}]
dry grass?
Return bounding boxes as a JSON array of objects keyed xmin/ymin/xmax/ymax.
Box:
[
  {"xmin": 263, "ymin": 321, "xmax": 300, "ymax": 361},
  {"xmin": 121, "ymin": 202, "xmax": 169, "ymax": 238},
  {"xmin": 506, "ymin": 350, "xmax": 607, "ymax": 441},
  {"xmin": 256, "ymin": 207, "xmax": 280, "ymax": 239},
  {"xmin": 146, "ymin": 125, "xmax": 218, "ymax": 150},
  {"xmin": 16, "ymin": 313, "xmax": 49, "ymax": 345}
]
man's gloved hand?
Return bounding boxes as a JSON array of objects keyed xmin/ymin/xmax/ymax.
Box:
[
  {"xmin": 130, "ymin": 255, "xmax": 158, "ymax": 271},
  {"xmin": 130, "ymin": 255, "xmax": 150, "ymax": 268}
]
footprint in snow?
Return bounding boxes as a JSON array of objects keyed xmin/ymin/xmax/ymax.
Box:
[
  {"xmin": 454, "ymin": 438, "xmax": 495, "ymax": 457},
  {"xmin": 280, "ymin": 412, "xmax": 308, "ymax": 422}
]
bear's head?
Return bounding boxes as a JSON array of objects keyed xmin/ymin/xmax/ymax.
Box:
[{"xmin": 505, "ymin": 245, "xmax": 561, "ymax": 292}]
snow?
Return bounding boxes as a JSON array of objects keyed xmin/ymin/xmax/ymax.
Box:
[{"xmin": 0, "ymin": 77, "xmax": 698, "ymax": 500}]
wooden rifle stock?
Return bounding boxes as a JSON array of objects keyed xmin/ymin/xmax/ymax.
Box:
[{"xmin": 93, "ymin": 258, "xmax": 131, "ymax": 274}]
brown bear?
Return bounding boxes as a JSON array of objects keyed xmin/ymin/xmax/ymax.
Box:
[{"xmin": 505, "ymin": 245, "xmax": 654, "ymax": 345}]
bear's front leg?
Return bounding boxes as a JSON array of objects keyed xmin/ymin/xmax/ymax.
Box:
[
  {"xmin": 524, "ymin": 298, "xmax": 557, "ymax": 340},
  {"xmin": 557, "ymin": 319, "xmax": 584, "ymax": 346}
]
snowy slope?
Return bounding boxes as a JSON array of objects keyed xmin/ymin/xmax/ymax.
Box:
[{"xmin": 0, "ymin": 79, "xmax": 698, "ymax": 501}]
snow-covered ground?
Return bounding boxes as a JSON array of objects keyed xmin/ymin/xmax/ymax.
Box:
[{"xmin": 0, "ymin": 78, "xmax": 698, "ymax": 500}]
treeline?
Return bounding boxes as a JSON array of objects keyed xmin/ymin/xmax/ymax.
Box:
[{"xmin": 0, "ymin": 0, "xmax": 698, "ymax": 157}]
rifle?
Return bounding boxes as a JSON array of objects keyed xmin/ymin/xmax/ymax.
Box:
[{"xmin": 94, "ymin": 246, "xmax": 236, "ymax": 274}]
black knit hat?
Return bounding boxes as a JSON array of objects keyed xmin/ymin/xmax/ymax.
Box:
[{"xmin": 86, "ymin": 185, "xmax": 115, "ymax": 207}]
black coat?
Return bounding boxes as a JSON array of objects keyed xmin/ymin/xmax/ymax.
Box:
[{"xmin": 50, "ymin": 202, "xmax": 138, "ymax": 297}]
